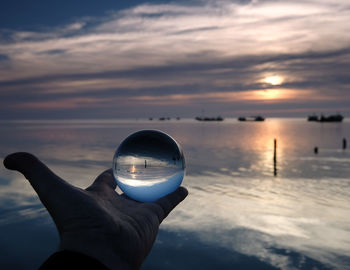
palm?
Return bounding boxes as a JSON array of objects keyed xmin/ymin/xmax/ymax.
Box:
[{"xmin": 4, "ymin": 152, "xmax": 188, "ymax": 270}]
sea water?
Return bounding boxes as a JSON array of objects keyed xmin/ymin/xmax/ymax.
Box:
[{"xmin": 0, "ymin": 118, "xmax": 349, "ymax": 270}]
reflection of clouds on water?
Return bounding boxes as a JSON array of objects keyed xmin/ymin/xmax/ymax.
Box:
[
  {"xmin": 0, "ymin": 160, "xmax": 106, "ymax": 226},
  {"xmin": 0, "ymin": 165, "xmax": 59, "ymax": 269},
  {"xmin": 162, "ymin": 174, "xmax": 350, "ymax": 269},
  {"xmin": 0, "ymin": 205, "xmax": 48, "ymax": 227},
  {"xmin": 145, "ymin": 229, "xmax": 281, "ymax": 270},
  {"xmin": 0, "ymin": 165, "xmax": 48, "ymax": 226},
  {"xmin": 299, "ymin": 156, "xmax": 350, "ymax": 163}
]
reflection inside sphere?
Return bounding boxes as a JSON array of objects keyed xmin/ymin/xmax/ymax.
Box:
[{"xmin": 113, "ymin": 130, "xmax": 185, "ymax": 202}]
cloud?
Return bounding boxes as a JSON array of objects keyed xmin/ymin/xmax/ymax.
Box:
[
  {"xmin": 0, "ymin": 0, "xmax": 349, "ymax": 118},
  {"xmin": 0, "ymin": 53, "xmax": 9, "ymax": 61}
]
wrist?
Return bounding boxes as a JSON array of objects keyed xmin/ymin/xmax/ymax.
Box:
[
  {"xmin": 60, "ymin": 233, "xmax": 134, "ymax": 270},
  {"xmin": 40, "ymin": 250, "xmax": 109, "ymax": 270}
]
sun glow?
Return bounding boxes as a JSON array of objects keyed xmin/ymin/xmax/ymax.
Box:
[
  {"xmin": 264, "ymin": 76, "xmax": 284, "ymax": 86},
  {"xmin": 256, "ymin": 89, "xmax": 284, "ymax": 99},
  {"xmin": 133, "ymin": 88, "xmax": 314, "ymax": 104}
]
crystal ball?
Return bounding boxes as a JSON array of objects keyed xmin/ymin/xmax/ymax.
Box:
[{"xmin": 113, "ymin": 130, "xmax": 185, "ymax": 202}]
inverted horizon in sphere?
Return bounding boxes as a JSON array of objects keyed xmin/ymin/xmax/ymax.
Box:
[{"xmin": 113, "ymin": 130, "xmax": 185, "ymax": 202}]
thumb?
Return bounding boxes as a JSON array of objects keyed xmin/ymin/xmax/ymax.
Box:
[
  {"xmin": 86, "ymin": 169, "xmax": 117, "ymax": 191},
  {"xmin": 154, "ymin": 186, "xmax": 188, "ymax": 223}
]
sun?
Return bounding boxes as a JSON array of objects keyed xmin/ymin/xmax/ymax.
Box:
[{"xmin": 264, "ymin": 76, "xmax": 284, "ymax": 86}]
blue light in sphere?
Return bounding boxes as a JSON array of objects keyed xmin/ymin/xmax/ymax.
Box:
[{"xmin": 113, "ymin": 130, "xmax": 185, "ymax": 202}]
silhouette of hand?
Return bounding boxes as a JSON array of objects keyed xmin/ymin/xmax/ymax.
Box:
[{"xmin": 3, "ymin": 152, "xmax": 188, "ymax": 270}]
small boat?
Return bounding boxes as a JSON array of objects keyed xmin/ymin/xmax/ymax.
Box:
[
  {"xmin": 319, "ymin": 114, "xmax": 344, "ymax": 122},
  {"xmin": 307, "ymin": 115, "xmax": 318, "ymax": 121},
  {"xmin": 307, "ymin": 114, "xmax": 344, "ymax": 122},
  {"xmin": 159, "ymin": 117, "xmax": 171, "ymax": 121},
  {"xmin": 195, "ymin": 116, "xmax": 224, "ymax": 121},
  {"xmin": 238, "ymin": 116, "xmax": 265, "ymax": 122},
  {"xmin": 254, "ymin": 116, "xmax": 265, "ymax": 121}
]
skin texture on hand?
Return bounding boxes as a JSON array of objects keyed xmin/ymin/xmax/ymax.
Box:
[{"xmin": 3, "ymin": 152, "xmax": 188, "ymax": 270}]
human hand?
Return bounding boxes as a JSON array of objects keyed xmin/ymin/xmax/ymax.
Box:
[{"xmin": 3, "ymin": 152, "xmax": 188, "ymax": 270}]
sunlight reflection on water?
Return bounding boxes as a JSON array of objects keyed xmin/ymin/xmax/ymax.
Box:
[{"xmin": 0, "ymin": 118, "xmax": 349, "ymax": 269}]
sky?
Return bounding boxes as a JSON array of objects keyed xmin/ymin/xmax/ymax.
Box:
[{"xmin": 0, "ymin": 0, "xmax": 349, "ymax": 119}]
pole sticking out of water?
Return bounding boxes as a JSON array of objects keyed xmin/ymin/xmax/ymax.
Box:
[
  {"xmin": 273, "ymin": 138, "xmax": 277, "ymax": 177},
  {"xmin": 343, "ymin": 138, "xmax": 347, "ymax": 150},
  {"xmin": 314, "ymin": 147, "xmax": 318, "ymax": 154}
]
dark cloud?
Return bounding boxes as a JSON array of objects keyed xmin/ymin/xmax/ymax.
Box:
[
  {"xmin": 0, "ymin": 53, "xmax": 9, "ymax": 61},
  {"xmin": 172, "ymin": 26, "xmax": 222, "ymax": 35},
  {"xmin": 1, "ymin": 47, "xmax": 349, "ymax": 92},
  {"xmin": 37, "ymin": 49, "xmax": 67, "ymax": 55},
  {"xmin": 0, "ymin": 0, "xmax": 166, "ymax": 30}
]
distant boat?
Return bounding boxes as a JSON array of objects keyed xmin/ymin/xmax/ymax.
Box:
[
  {"xmin": 195, "ymin": 116, "xmax": 224, "ymax": 121},
  {"xmin": 307, "ymin": 115, "xmax": 318, "ymax": 122},
  {"xmin": 319, "ymin": 114, "xmax": 344, "ymax": 122},
  {"xmin": 238, "ymin": 116, "xmax": 265, "ymax": 122},
  {"xmin": 307, "ymin": 114, "xmax": 344, "ymax": 122}
]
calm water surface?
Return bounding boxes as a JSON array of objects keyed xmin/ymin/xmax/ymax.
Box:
[{"xmin": 0, "ymin": 118, "xmax": 349, "ymax": 269}]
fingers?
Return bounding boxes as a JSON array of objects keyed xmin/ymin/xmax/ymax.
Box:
[
  {"xmin": 87, "ymin": 169, "xmax": 117, "ymax": 191},
  {"xmin": 3, "ymin": 152, "xmax": 71, "ymax": 201},
  {"xmin": 152, "ymin": 187, "xmax": 188, "ymax": 222}
]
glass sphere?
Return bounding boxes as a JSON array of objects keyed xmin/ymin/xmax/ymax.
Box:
[{"xmin": 113, "ymin": 130, "xmax": 185, "ymax": 202}]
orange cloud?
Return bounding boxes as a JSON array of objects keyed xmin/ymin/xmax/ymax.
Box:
[{"xmin": 132, "ymin": 89, "xmax": 319, "ymax": 105}]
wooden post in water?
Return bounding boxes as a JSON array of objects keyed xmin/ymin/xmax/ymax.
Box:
[
  {"xmin": 273, "ymin": 138, "xmax": 277, "ymax": 176},
  {"xmin": 343, "ymin": 138, "xmax": 347, "ymax": 150}
]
